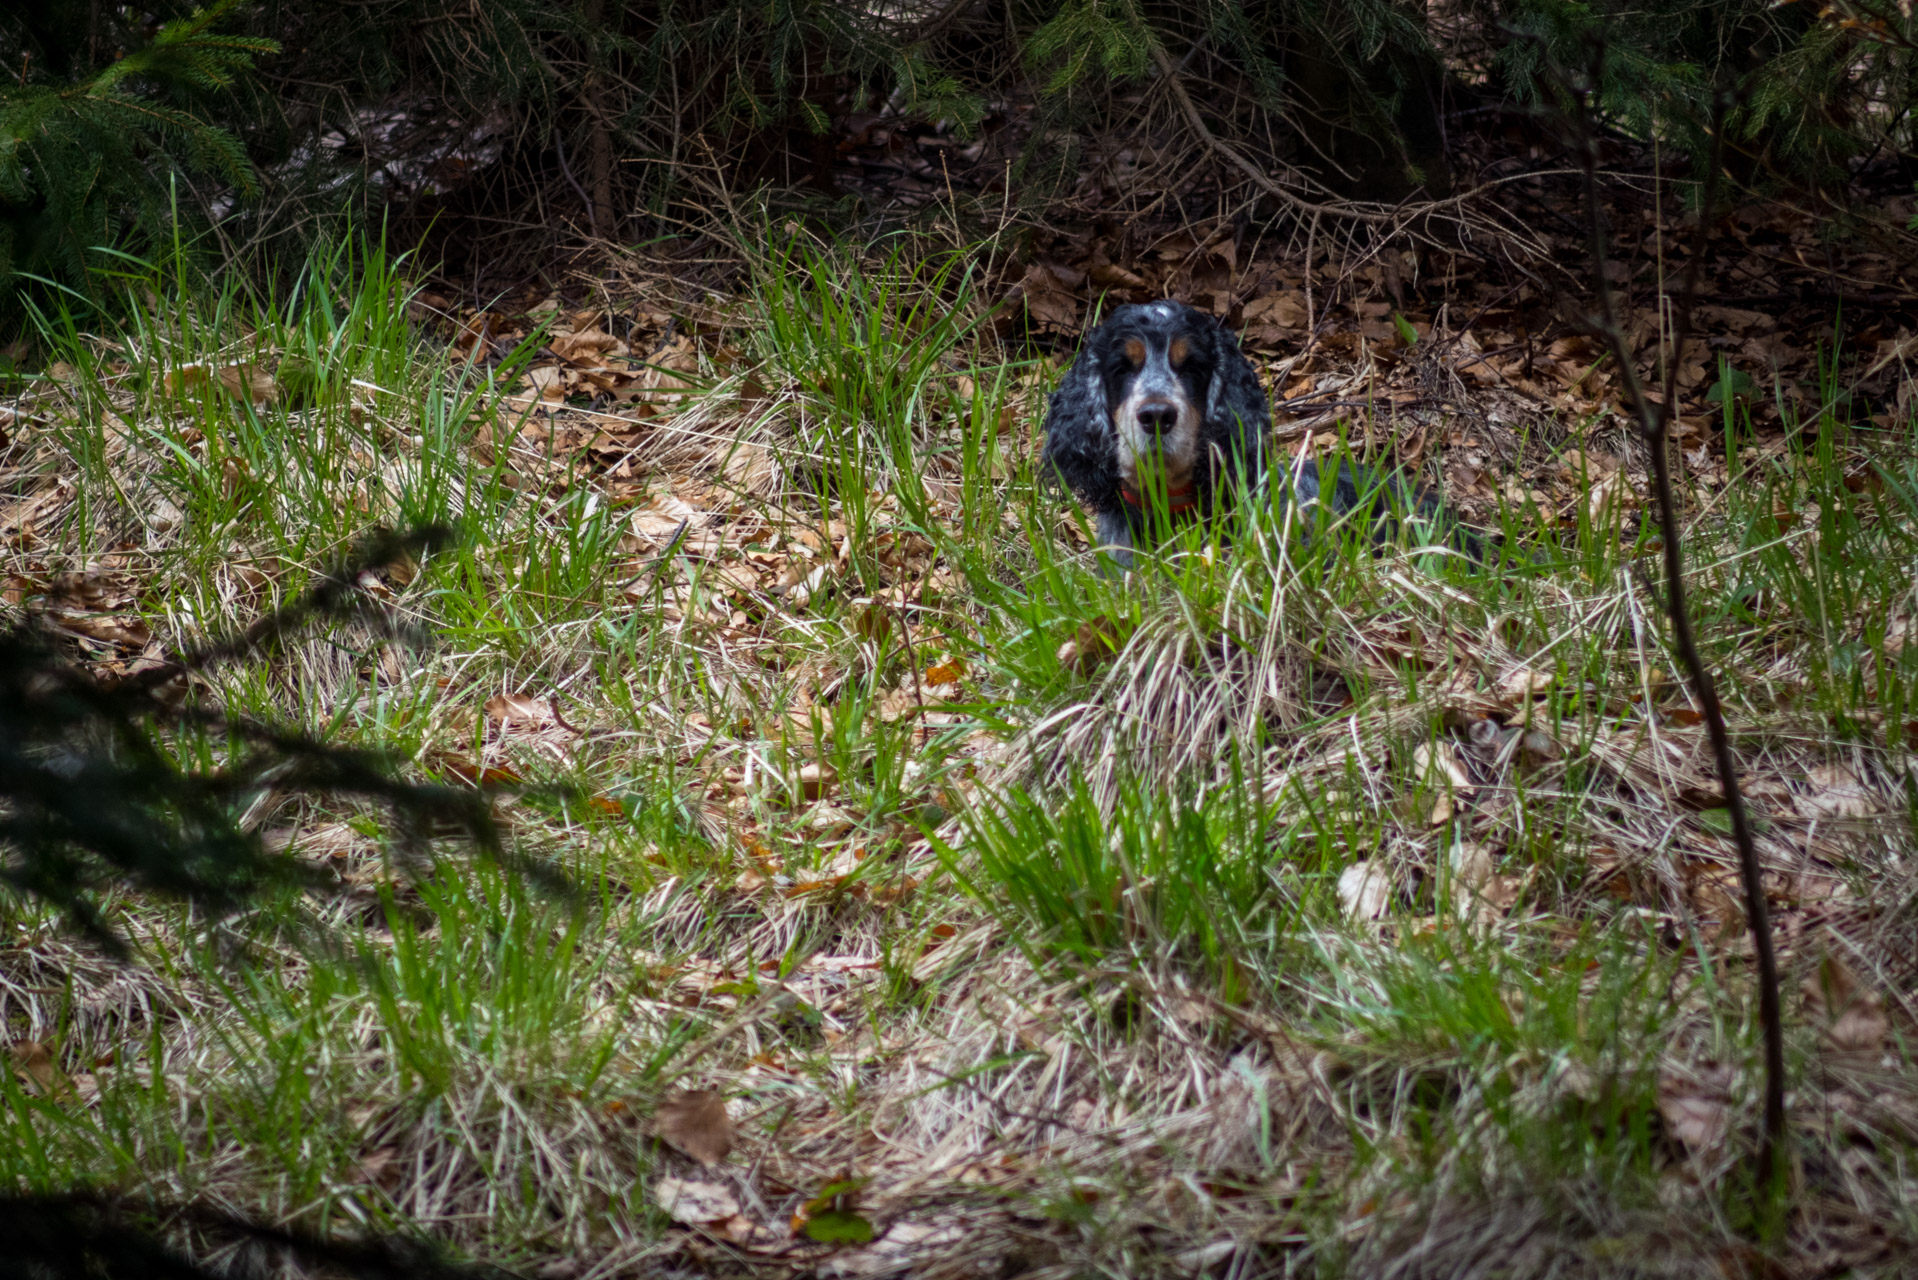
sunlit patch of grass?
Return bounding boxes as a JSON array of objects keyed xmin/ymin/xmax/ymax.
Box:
[
  {"xmin": 939, "ymin": 763, "xmax": 1304, "ymax": 987},
  {"xmin": 2, "ymin": 218, "xmax": 1915, "ymax": 1276}
]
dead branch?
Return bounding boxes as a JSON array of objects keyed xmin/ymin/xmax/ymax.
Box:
[
  {"xmin": 1146, "ymin": 40, "xmax": 1559, "ymax": 271},
  {"xmin": 1563, "ymin": 55, "xmax": 1787, "ymax": 1206}
]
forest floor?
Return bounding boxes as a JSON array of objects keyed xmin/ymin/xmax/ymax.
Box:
[{"xmin": 2, "ymin": 186, "xmax": 1917, "ymax": 1278}]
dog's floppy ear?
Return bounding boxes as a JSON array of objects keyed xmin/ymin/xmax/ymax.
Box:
[
  {"xmin": 1200, "ymin": 316, "xmax": 1269, "ymax": 465},
  {"xmin": 1202, "ymin": 317, "xmax": 1233, "ymax": 423},
  {"xmin": 1042, "ymin": 349, "xmax": 1120, "ymax": 505}
]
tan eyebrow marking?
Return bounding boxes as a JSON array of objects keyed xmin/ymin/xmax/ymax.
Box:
[
  {"xmin": 1124, "ymin": 338, "xmax": 1146, "ymax": 367},
  {"xmin": 1169, "ymin": 337, "xmax": 1190, "ymax": 366}
]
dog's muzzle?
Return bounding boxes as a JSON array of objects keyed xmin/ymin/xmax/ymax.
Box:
[
  {"xmin": 1114, "ymin": 384, "xmax": 1200, "ymax": 511},
  {"xmin": 1135, "ymin": 399, "xmax": 1180, "ymax": 439}
]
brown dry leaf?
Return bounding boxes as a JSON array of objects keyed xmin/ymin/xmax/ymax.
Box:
[
  {"xmin": 923, "ymin": 657, "xmax": 966, "ymax": 686},
  {"xmin": 795, "ymin": 762, "xmax": 837, "ymax": 802},
  {"xmin": 526, "ymin": 365, "xmax": 567, "ymax": 403},
  {"xmin": 1088, "ymin": 261, "xmax": 1147, "ymax": 291},
  {"xmin": 653, "ymin": 1176, "xmax": 740, "ymax": 1225},
  {"xmin": 57, "ymin": 611, "xmax": 152, "ymax": 649},
  {"xmin": 148, "ymin": 495, "xmax": 186, "ymax": 533},
  {"xmin": 1448, "ymin": 841, "xmax": 1499, "ymax": 926},
  {"xmin": 1585, "ymin": 471, "xmax": 1635, "ymax": 523},
  {"xmin": 1803, "ymin": 952, "xmax": 1889, "ymax": 1056},
  {"xmin": 1014, "ymin": 262, "xmax": 1081, "ymax": 332},
  {"xmin": 1413, "ymin": 740, "xmax": 1471, "ymax": 826},
  {"xmin": 1801, "ymin": 763, "xmax": 1878, "ymax": 820},
  {"xmin": 653, "ymin": 1089, "xmax": 735, "ymax": 1166},
  {"xmin": 550, "ymin": 328, "xmax": 629, "ymax": 363},
  {"xmin": 3, "ymin": 574, "xmax": 46, "ymax": 605},
  {"xmin": 166, "ymin": 363, "xmax": 276, "ymax": 406},
  {"xmin": 485, "ymin": 692, "xmax": 554, "ymax": 729},
  {"xmin": 1337, "ymin": 861, "xmax": 1392, "ymax": 921},
  {"xmin": 1686, "ymin": 869, "xmax": 1744, "ymax": 944},
  {"xmin": 823, "ymin": 1220, "xmax": 963, "ymax": 1277},
  {"xmin": 1242, "ymin": 291, "xmax": 1308, "ymax": 330},
  {"xmin": 848, "ymin": 601, "xmax": 892, "ymax": 645},
  {"xmin": 221, "ymin": 364, "xmax": 277, "ymax": 406},
  {"xmin": 629, "ymin": 493, "xmax": 702, "ymax": 548},
  {"xmin": 1657, "ymin": 1076, "xmax": 1729, "ymax": 1158},
  {"xmin": 1057, "ymin": 616, "xmax": 1127, "ymax": 675},
  {"xmin": 709, "ymin": 562, "xmax": 762, "ymax": 594},
  {"xmin": 1500, "ymin": 667, "xmax": 1554, "ymax": 702},
  {"xmin": 8, "ymin": 1040, "xmax": 63, "ymax": 1094},
  {"xmin": 352, "ymin": 1145, "xmax": 402, "ymax": 1188},
  {"xmin": 722, "ymin": 440, "xmax": 776, "ymax": 490}
]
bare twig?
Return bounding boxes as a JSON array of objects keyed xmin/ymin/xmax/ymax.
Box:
[
  {"xmin": 1146, "ymin": 40, "xmax": 1570, "ymax": 247},
  {"xmin": 1563, "ymin": 54, "xmax": 1786, "ymax": 1203}
]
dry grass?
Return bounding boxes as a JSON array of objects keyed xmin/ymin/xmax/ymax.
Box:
[{"xmin": 1, "ymin": 230, "xmax": 1915, "ymax": 1278}]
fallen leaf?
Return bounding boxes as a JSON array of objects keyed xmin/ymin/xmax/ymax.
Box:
[
  {"xmin": 1585, "ymin": 471, "xmax": 1635, "ymax": 523},
  {"xmin": 820, "ymin": 1221, "xmax": 963, "ymax": 1279},
  {"xmin": 1413, "ymin": 740, "xmax": 1471, "ymax": 825},
  {"xmin": 165, "ymin": 363, "xmax": 276, "ymax": 406},
  {"xmin": 629, "ymin": 493, "xmax": 703, "ymax": 548},
  {"xmin": 1012, "ymin": 262, "xmax": 1080, "ymax": 332},
  {"xmin": 1448, "ymin": 841, "xmax": 1500, "ymax": 926},
  {"xmin": 922, "ymin": 657, "xmax": 966, "ymax": 686},
  {"xmin": 1685, "ymin": 868, "xmax": 1744, "ymax": 944},
  {"xmin": 1057, "ymin": 615, "xmax": 1126, "ymax": 675},
  {"xmin": 653, "ymin": 1176, "xmax": 740, "ymax": 1225},
  {"xmin": 2, "ymin": 574, "xmax": 45, "ymax": 605},
  {"xmin": 1500, "ymin": 667, "xmax": 1553, "ymax": 701},
  {"xmin": 1803, "ymin": 953, "xmax": 1889, "ymax": 1056},
  {"xmin": 1801, "ymin": 763, "xmax": 1877, "ymax": 819},
  {"xmin": 848, "ymin": 601, "xmax": 892, "ymax": 645},
  {"xmin": 56, "ymin": 612, "xmax": 152, "ymax": 649},
  {"xmin": 438, "ymin": 757, "xmax": 525, "ymax": 787},
  {"xmin": 550, "ymin": 328, "xmax": 629, "ymax": 362},
  {"xmin": 352, "ymin": 1145, "xmax": 402, "ymax": 1188},
  {"xmin": 485, "ymin": 692, "xmax": 554, "ymax": 728},
  {"xmin": 653, "ymin": 1089, "xmax": 735, "ymax": 1166},
  {"xmin": 1337, "ymin": 861, "xmax": 1392, "ymax": 920},
  {"xmin": 796, "ymin": 762, "xmax": 837, "ymax": 802},
  {"xmin": 1657, "ymin": 1067, "xmax": 1733, "ymax": 1159},
  {"xmin": 8, "ymin": 1040, "xmax": 62, "ymax": 1094},
  {"xmin": 1088, "ymin": 261, "xmax": 1147, "ymax": 291}
]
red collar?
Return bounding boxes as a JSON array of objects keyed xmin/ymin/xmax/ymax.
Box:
[{"xmin": 1120, "ymin": 479, "xmax": 1198, "ymax": 513}]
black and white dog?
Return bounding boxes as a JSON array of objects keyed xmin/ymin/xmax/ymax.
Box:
[{"xmin": 1042, "ymin": 299, "xmax": 1467, "ymax": 567}]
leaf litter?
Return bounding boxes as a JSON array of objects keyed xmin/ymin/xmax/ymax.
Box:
[{"xmin": 1, "ymin": 195, "xmax": 1916, "ymax": 1278}]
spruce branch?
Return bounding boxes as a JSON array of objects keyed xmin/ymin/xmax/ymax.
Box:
[{"xmin": 0, "ymin": 525, "xmax": 562, "ymax": 957}]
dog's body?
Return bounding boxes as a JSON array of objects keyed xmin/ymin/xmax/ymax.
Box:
[{"xmin": 1043, "ymin": 299, "xmax": 1463, "ymax": 566}]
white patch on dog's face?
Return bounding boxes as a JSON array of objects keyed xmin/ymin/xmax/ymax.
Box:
[{"xmin": 1111, "ymin": 344, "xmax": 1202, "ymax": 490}]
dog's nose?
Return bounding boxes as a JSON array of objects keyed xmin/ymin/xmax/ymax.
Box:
[{"xmin": 1136, "ymin": 402, "xmax": 1178, "ymax": 436}]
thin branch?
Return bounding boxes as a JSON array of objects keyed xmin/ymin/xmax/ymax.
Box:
[
  {"xmin": 1146, "ymin": 40, "xmax": 1577, "ymax": 242},
  {"xmin": 1564, "ymin": 53, "xmax": 1787, "ymax": 1204}
]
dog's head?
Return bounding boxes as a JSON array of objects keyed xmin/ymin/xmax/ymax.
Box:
[{"xmin": 1086, "ymin": 301, "xmax": 1222, "ymax": 508}]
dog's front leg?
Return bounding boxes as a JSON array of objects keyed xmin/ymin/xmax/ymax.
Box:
[{"xmin": 1095, "ymin": 509, "xmax": 1135, "ymax": 574}]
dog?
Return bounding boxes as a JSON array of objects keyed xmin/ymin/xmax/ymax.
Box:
[{"xmin": 1042, "ymin": 299, "xmax": 1469, "ymax": 567}]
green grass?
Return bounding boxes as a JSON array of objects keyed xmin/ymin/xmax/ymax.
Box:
[{"xmin": 2, "ymin": 229, "xmax": 1915, "ymax": 1276}]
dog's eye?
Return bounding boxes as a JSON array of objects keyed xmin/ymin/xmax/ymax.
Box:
[
  {"xmin": 1168, "ymin": 337, "xmax": 1190, "ymax": 367},
  {"xmin": 1123, "ymin": 339, "xmax": 1146, "ymax": 368}
]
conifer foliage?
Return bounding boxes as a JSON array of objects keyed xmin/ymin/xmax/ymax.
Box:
[
  {"xmin": 0, "ymin": 0, "xmax": 276, "ymax": 322},
  {"xmin": 1, "ymin": 1, "xmax": 1913, "ymax": 322}
]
